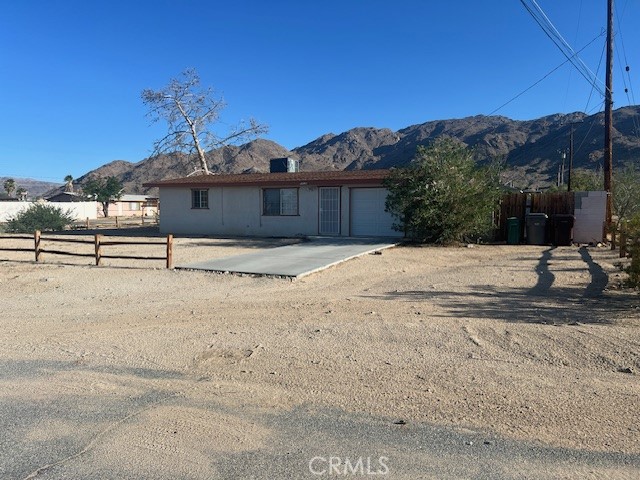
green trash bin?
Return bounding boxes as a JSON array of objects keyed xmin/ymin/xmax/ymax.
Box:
[{"xmin": 507, "ymin": 217, "xmax": 520, "ymax": 244}]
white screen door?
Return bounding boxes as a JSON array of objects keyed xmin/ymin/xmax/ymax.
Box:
[{"xmin": 319, "ymin": 187, "xmax": 340, "ymax": 235}]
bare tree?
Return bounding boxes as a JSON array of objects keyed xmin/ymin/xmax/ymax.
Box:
[{"xmin": 141, "ymin": 68, "xmax": 268, "ymax": 175}]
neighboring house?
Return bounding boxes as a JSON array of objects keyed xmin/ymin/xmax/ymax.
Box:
[
  {"xmin": 101, "ymin": 195, "xmax": 159, "ymax": 218},
  {"xmin": 144, "ymin": 169, "xmax": 403, "ymax": 238},
  {"xmin": 45, "ymin": 191, "xmax": 85, "ymax": 202}
]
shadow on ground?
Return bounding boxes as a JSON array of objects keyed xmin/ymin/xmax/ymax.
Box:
[{"xmin": 368, "ymin": 246, "xmax": 638, "ymax": 325}]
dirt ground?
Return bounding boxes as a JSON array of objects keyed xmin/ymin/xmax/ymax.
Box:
[{"xmin": 0, "ymin": 233, "xmax": 639, "ymax": 478}]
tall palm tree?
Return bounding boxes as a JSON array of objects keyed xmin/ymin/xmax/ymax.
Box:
[
  {"xmin": 3, "ymin": 178, "xmax": 16, "ymax": 197},
  {"xmin": 64, "ymin": 175, "xmax": 74, "ymax": 193}
]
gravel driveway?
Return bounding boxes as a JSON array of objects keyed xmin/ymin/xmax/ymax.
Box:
[{"xmin": 1, "ymin": 240, "xmax": 638, "ymax": 478}]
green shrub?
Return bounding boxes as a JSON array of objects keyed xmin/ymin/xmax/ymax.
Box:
[
  {"xmin": 384, "ymin": 138, "xmax": 502, "ymax": 244},
  {"xmin": 6, "ymin": 204, "xmax": 76, "ymax": 233},
  {"xmin": 625, "ymin": 215, "xmax": 640, "ymax": 289}
]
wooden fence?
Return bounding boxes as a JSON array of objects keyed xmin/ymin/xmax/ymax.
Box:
[
  {"xmin": 73, "ymin": 215, "xmax": 159, "ymax": 230},
  {"xmin": 498, "ymin": 192, "xmax": 575, "ymax": 241},
  {"xmin": 0, "ymin": 231, "xmax": 173, "ymax": 268},
  {"xmin": 612, "ymin": 221, "xmax": 637, "ymax": 259}
]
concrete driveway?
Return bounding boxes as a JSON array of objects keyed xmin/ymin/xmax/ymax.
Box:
[{"xmin": 176, "ymin": 237, "xmax": 400, "ymax": 277}]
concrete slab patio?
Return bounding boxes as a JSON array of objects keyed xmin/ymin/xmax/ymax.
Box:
[{"xmin": 176, "ymin": 237, "xmax": 400, "ymax": 277}]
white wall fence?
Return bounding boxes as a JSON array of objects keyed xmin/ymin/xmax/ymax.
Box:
[
  {"xmin": 573, "ymin": 191, "xmax": 607, "ymax": 244},
  {"xmin": 0, "ymin": 202, "xmax": 98, "ymax": 223}
]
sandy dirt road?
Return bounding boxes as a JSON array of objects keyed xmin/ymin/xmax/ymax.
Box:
[{"xmin": 0, "ymin": 236, "xmax": 639, "ymax": 479}]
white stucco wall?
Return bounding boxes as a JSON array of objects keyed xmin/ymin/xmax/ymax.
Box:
[
  {"xmin": 573, "ymin": 191, "xmax": 607, "ymax": 243},
  {"xmin": 159, "ymin": 186, "xmax": 323, "ymax": 236},
  {"xmin": 158, "ymin": 184, "xmax": 397, "ymax": 237},
  {"xmin": 0, "ymin": 201, "xmax": 98, "ymax": 223}
]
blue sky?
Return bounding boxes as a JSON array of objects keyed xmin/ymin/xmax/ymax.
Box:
[{"xmin": 1, "ymin": 0, "xmax": 638, "ymax": 183}]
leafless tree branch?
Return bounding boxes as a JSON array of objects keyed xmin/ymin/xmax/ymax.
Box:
[{"xmin": 141, "ymin": 68, "xmax": 268, "ymax": 175}]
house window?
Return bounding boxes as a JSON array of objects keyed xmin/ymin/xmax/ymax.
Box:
[
  {"xmin": 130, "ymin": 202, "xmax": 140, "ymax": 211},
  {"xmin": 263, "ymin": 188, "xmax": 298, "ymax": 216},
  {"xmin": 191, "ymin": 189, "xmax": 209, "ymax": 209}
]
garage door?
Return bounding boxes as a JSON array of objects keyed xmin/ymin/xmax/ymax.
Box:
[{"xmin": 350, "ymin": 188, "xmax": 403, "ymax": 237}]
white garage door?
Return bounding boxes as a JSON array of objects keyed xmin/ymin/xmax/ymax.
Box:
[{"xmin": 350, "ymin": 188, "xmax": 403, "ymax": 237}]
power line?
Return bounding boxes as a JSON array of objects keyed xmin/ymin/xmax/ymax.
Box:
[
  {"xmin": 562, "ymin": 0, "xmax": 584, "ymax": 110},
  {"xmin": 613, "ymin": 1, "xmax": 640, "ymax": 138},
  {"xmin": 520, "ymin": 0, "xmax": 607, "ymax": 97},
  {"xmin": 489, "ymin": 31, "xmax": 605, "ymax": 116},
  {"xmin": 585, "ymin": 39, "xmax": 606, "ymax": 114}
]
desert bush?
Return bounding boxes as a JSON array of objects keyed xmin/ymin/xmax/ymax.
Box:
[
  {"xmin": 6, "ymin": 204, "xmax": 76, "ymax": 233},
  {"xmin": 624, "ymin": 215, "xmax": 640, "ymax": 289},
  {"xmin": 384, "ymin": 138, "xmax": 502, "ymax": 244}
]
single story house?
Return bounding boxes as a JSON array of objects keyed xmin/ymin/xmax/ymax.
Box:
[
  {"xmin": 101, "ymin": 194, "xmax": 159, "ymax": 218},
  {"xmin": 45, "ymin": 191, "xmax": 85, "ymax": 202},
  {"xmin": 144, "ymin": 169, "xmax": 403, "ymax": 238}
]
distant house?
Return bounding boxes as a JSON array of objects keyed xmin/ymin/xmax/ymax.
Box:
[
  {"xmin": 144, "ymin": 165, "xmax": 402, "ymax": 238},
  {"xmin": 101, "ymin": 194, "xmax": 158, "ymax": 218},
  {"xmin": 45, "ymin": 191, "xmax": 85, "ymax": 202}
]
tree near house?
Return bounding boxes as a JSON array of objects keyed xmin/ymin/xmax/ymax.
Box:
[
  {"xmin": 82, "ymin": 176, "xmax": 124, "ymax": 217},
  {"xmin": 3, "ymin": 178, "xmax": 16, "ymax": 197},
  {"xmin": 15, "ymin": 187, "xmax": 27, "ymax": 201},
  {"xmin": 141, "ymin": 68, "xmax": 268, "ymax": 175},
  {"xmin": 384, "ymin": 137, "xmax": 502, "ymax": 244}
]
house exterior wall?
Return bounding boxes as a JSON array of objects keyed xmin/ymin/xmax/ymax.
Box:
[
  {"xmin": 158, "ymin": 184, "xmax": 397, "ymax": 237},
  {"xmin": 102, "ymin": 201, "xmax": 157, "ymax": 218}
]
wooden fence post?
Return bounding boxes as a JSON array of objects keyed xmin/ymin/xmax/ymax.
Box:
[
  {"xmin": 94, "ymin": 234, "xmax": 102, "ymax": 266},
  {"xmin": 620, "ymin": 222, "xmax": 627, "ymax": 258},
  {"xmin": 86, "ymin": 217, "xmax": 90, "ymax": 229},
  {"xmin": 141, "ymin": 214, "xmax": 145, "ymax": 225},
  {"xmin": 34, "ymin": 230, "xmax": 41, "ymax": 262},
  {"xmin": 115, "ymin": 216, "xmax": 119, "ymax": 229},
  {"xmin": 610, "ymin": 225, "xmax": 616, "ymax": 250},
  {"xmin": 166, "ymin": 234, "xmax": 173, "ymax": 269}
]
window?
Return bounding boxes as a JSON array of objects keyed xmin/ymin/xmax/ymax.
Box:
[
  {"xmin": 263, "ymin": 188, "xmax": 298, "ymax": 216},
  {"xmin": 191, "ymin": 189, "xmax": 209, "ymax": 209},
  {"xmin": 130, "ymin": 202, "xmax": 140, "ymax": 211}
]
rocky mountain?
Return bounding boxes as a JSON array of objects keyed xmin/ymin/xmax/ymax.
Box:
[{"xmin": 76, "ymin": 106, "xmax": 640, "ymax": 194}]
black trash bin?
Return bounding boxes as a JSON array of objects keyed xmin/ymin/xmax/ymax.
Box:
[
  {"xmin": 525, "ymin": 213, "xmax": 548, "ymax": 245},
  {"xmin": 552, "ymin": 214, "xmax": 575, "ymax": 246}
]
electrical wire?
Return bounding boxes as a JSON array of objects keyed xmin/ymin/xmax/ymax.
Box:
[
  {"xmin": 489, "ymin": 31, "xmax": 605, "ymax": 116},
  {"xmin": 562, "ymin": 0, "xmax": 583, "ymax": 110},
  {"xmin": 520, "ymin": 0, "xmax": 606, "ymax": 97},
  {"xmin": 614, "ymin": 1, "xmax": 640, "ymax": 138},
  {"xmin": 585, "ymin": 39, "xmax": 606, "ymax": 114}
]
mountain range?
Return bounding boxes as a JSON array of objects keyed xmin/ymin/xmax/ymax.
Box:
[{"xmin": 69, "ymin": 105, "xmax": 640, "ymax": 195}]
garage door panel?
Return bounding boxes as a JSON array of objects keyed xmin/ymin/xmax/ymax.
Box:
[{"xmin": 350, "ymin": 188, "xmax": 403, "ymax": 237}]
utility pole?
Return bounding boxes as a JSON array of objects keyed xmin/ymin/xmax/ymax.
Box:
[
  {"xmin": 568, "ymin": 124, "xmax": 575, "ymax": 191},
  {"xmin": 604, "ymin": 0, "xmax": 614, "ymax": 225}
]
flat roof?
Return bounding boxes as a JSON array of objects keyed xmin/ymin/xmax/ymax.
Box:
[{"xmin": 143, "ymin": 169, "xmax": 392, "ymax": 188}]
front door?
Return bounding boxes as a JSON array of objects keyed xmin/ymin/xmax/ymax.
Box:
[{"xmin": 319, "ymin": 187, "xmax": 340, "ymax": 235}]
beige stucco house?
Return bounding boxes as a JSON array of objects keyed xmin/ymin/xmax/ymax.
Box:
[
  {"xmin": 101, "ymin": 194, "xmax": 158, "ymax": 218},
  {"xmin": 144, "ymin": 169, "xmax": 402, "ymax": 238}
]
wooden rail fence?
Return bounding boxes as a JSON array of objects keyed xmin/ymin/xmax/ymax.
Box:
[
  {"xmin": 611, "ymin": 221, "xmax": 637, "ymax": 259},
  {"xmin": 73, "ymin": 215, "xmax": 159, "ymax": 230},
  {"xmin": 1, "ymin": 231, "xmax": 173, "ymax": 268}
]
